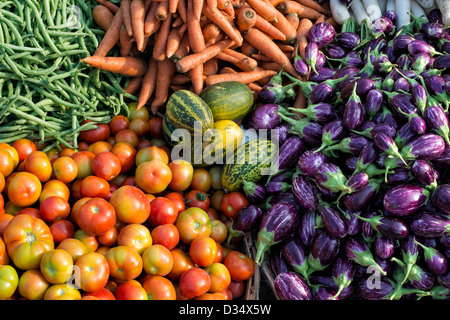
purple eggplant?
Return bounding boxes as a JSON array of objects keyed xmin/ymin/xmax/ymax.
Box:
[
  {"xmin": 309, "ymin": 82, "xmax": 334, "ymax": 104},
  {"xmin": 346, "ymin": 211, "xmax": 362, "ymax": 236},
  {"xmin": 373, "ymin": 133, "xmax": 407, "ymax": 165},
  {"xmin": 242, "ymin": 180, "xmax": 267, "ymax": 204},
  {"xmin": 274, "ymin": 271, "xmax": 312, "ymax": 300},
  {"xmin": 297, "ymin": 149, "xmax": 327, "ymax": 178},
  {"xmin": 340, "ymin": 78, "xmax": 376, "ymax": 102},
  {"xmin": 394, "ymin": 77, "xmax": 410, "ymax": 92},
  {"xmin": 309, "ymin": 67, "xmax": 336, "ymax": 82},
  {"xmin": 400, "ymin": 133, "xmax": 446, "ymax": 161},
  {"xmin": 227, "ymin": 205, "xmax": 263, "ymax": 244},
  {"xmin": 383, "ymin": 184, "xmax": 430, "ymax": 216},
  {"xmin": 307, "ymin": 229, "xmax": 341, "ymax": 274},
  {"xmin": 438, "ymin": 272, "xmax": 450, "ymax": 289},
  {"xmin": 292, "ymin": 175, "xmax": 319, "ymax": 213},
  {"xmin": 318, "ymin": 201, "xmax": 348, "ymax": 239},
  {"xmin": 355, "ymin": 142, "xmax": 378, "ymax": 173},
  {"xmin": 393, "ymin": 34, "xmax": 414, "ymax": 54},
  {"xmin": 431, "ymin": 184, "xmax": 450, "ymax": 216},
  {"xmin": 425, "ymin": 22, "xmax": 446, "ymax": 40},
  {"xmin": 364, "ymin": 89, "xmax": 384, "ymax": 119},
  {"xmin": 329, "ymin": 256, "xmax": 355, "ymax": 300},
  {"xmin": 353, "ymin": 123, "xmax": 396, "ymax": 140},
  {"xmin": 410, "ymin": 213, "xmax": 450, "ymax": 238},
  {"xmin": 384, "ymin": 10, "xmax": 397, "ymax": 24},
  {"xmin": 293, "ymin": 56, "xmax": 310, "ymax": 76},
  {"xmin": 391, "ymin": 258, "xmax": 435, "ymax": 291},
  {"xmin": 266, "ymin": 192, "xmax": 299, "ymax": 210},
  {"xmin": 334, "ymin": 66, "xmax": 360, "ymax": 81},
  {"xmin": 345, "ymin": 236, "xmax": 387, "ymax": 275},
  {"xmin": 272, "ymin": 122, "xmax": 291, "ymax": 146},
  {"xmin": 408, "ymin": 39, "xmax": 440, "ymax": 56},
  {"xmin": 281, "ymin": 238, "xmax": 309, "ymax": 282},
  {"xmin": 427, "ymin": 286, "xmax": 450, "ymax": 300},
  {"xmin": 433, "ymin": 146, "xmax": 450, "ymax": 168},
  {"xmin": 425, "ymin": 75, "xmax": 450, "ymax": 110},
  {"xmin": 307, "ymin": 22, "xmax": 335, "ymax": 48},
  {"xmin": 343, "ymin": 85, "xmax": 364, "ymax": 130},
  {"xmin": 411, "ymin": 53, "xmax": 432, "ymax": 73},
  {"xmin": 411, "ymin": 160, "xmax": 438, "ymax": 188},
  {"xmin": 314, "ymin": 162, "xmax": 350, "ymax": 194},
  {"xmin": 374, "ymin": 56, "xmax": 395, "ymax": 74},
  {"xmin": 428, "ymin": 8, "xmax": 443, "ymax": 24},
  {"xmin": 343, "ymin": 178, "xmax": 383, "ymax": 212},
  {"xmin": 411, "ymin": 83, "xmax": 428, "ymax": 114},
  {"xmin": 394, "ymin": 122, "xmax": 416, "ymax": 150},
  {"xmin": 354, "ymin": 213, "xmax": 409, "ymax": 239},
  {"xmin": 266, "ymin": 181, "xmax": 291, "ymax": 195},
  {"xmin": 304, "ymin": 42, "xmax": 321, "ymax": 74},
  {"xmin": 270, "ymin": 247, "xmax": 289, "ymax": 275},
  {"xmin": 289, "ymin": 103, "xmax": 336, "ymax": 123},
  {"xmin": 313, "ymin": 286, "xmax": 339, "ymax": 300},
  {"xmin": 258, "ymin": 69, "xmax": 298, "ymax": 104},
  {"xmin": 433, "ymin": 54, "xmax": 450, "ymax": 70},
  {"xmin": 386, "ymin": 167, "xmax": 412, "ymax": 185},
  {"xmin": 275, "ymin": 135, "xmax": 305, "ymax": 171},
  {"xmin": 423, "ymin": 104, "xmax": 450, "ymax": 146},
  {"xmin": 324, "ymin": 136, "xmax": 368, "ymax": 156},
  {"xmin": 396, "ymin": 54, "xmax": 412, "ymax": 70},
  {"xmin": 346, "ymin": 171, "xmax": 369, "ymax": 192},
  {"xmin": 335, "ymin": 32, "xmax": 360, "ymax": 50},
  {"xmin": 326, "ymin": 44, "xmax": 347, "ymax": 59},
  {"xmin": 360, "ymin": 211, "xmax": 378, "ymax": 242},
  {"xmin": 255, "ymin": 202, "xmax": 300, "ymax": 264},
  {"xmin": 250, "ymin": 104, "xmax": 282, "ymax": 129},
  {"xmin": 358, "ymin": 276, "xmax": 427, "ymax": 300},
  {"xmin": 277, "ymin": 114, "xmax": 323, "ymax": 145},
  {"xmin": 374, "ymin": 235, "xmax": 396, "ymax": 259},
  {"xmin": 415, "ymin": 239, "xmax": 448, "ymax": 275},
  {"xmin": 298, "ymin": 211, "xmax": 319, "ymax": 247}
]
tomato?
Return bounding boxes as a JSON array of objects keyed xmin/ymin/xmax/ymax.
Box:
[
  {"xmin": 49, "ymin": 220, "xmax": 75, "ymax": 243},
  {"xmin": 148, "ymin": 117, "xmax": 163, "ymax": 139},
  {"xmin": 44, "ymin": 283, "xmax": 81, "ymax": 300},
  {"xmin": 80, "ymin": 175, "xmax": 110, "ymax": 199},
  {"xmin": 0, "ymin": 149, "xmax": 14, "ymax": 178},
  {"xmin": 142, "ymin": 244, "xmax": 173, "ymax": 276},
  {"xmin": 71, "ymin": 179, "xmax": 83, "ymax": 202},
  {"xmin": 77, "ymin": 198, "xmax": 116, "ymax": 236},
  {"xmin": 135, "ymin": 146, "xmax": 169, "ymax": 166},
  {"xmin": 203, "ymin": 262, "xmax": 230, "ymax": 293},
  {"xmin": 195, "ymin": 292, "xmax": 227, "ymax": 300},
  {"xmin": 3, "ymin": 214, "xmax": 54, "ymax": 270},
  {"xmin": 40, "ymin": 249, "xmax": 74, "ymax": 284},
  {"xmin": 175, "ymin": 207, "xmax": 211, "ymax": 245},
  {"xmin": 17, "ymin": 207, "xmax": 42, "ymax": 219},
  {"xmin": 117, "ymin": 224, "xmax": 152, "ymax": 254},
  {"xmin": 223, "ymin": 250, "xmax": 255, "ymax": 281},
  {"xmin": 0, "ymin": 236, "xmax": 8, "ymax": 265},
  {"xmin": 148, "ymin": 197, "xmax": 178, "ymax": 227},
  {"xmin": 74, "ymin": 229, "xmax": 99, "ymax": 252},
  {"xmin": 92, "ymin": 152, "xmax": 122, "ymax": 183},
  {"xmin": 142, "ymin": 275, "xmax": 176, "ymax": 300},
  {"xmin": 12, "ymin": 138, "xmax": 36, "ymax": 163},
  {"xmin": 83, "ymin": 287, "xmax": 116, "ymax": 300},
  {"xmin": 71, "ymin": 151, "xmax": 95, "ymax": 179},
  {"xmin": 213, "ymin": 242, "xmax": 224, "ymax": 263},
  {"xmin": 205, "ymin": 208, "xmax": 220, "ymax": 221},
  {"xmin": 227, "ymin": 280, "xmax": 246, "ymax": 299},
  {"xmin": 115, "ymin": 129, "xmax": 139, "ymax": 148},
  {"xmin": 87, "ymin": 141, "xmax": 113, "ymax": 155},
  {"xmin": 52, "ymin": 156, "xmax": 78, "ymax": 183},
  {"xmin": 39, "ymin": 179, "xmax": 70, "ymax": 203},
  {"xmin": 164, "ymin": 192, "xmax": 185, "ymax": 213},
  {"xmin": 39, "ymin": 196, "xmax": 71, "ymax": 223},
  {"xmin": 179, "ymin": 267, "xmax": 211, "ymax": 299},
  {"xmin": 209, "ymin": 165, "xmax": 223, "ymax": 190},
  {"xmin": 0, "ymin": 172, "xmax": 5, "ymax": 194},
  {"xmin": 129, "ymin": 117, "xmax": 150, "ymax": 137},
  {"xmin": 59, "ymin": 147, "xmax": 76, "ymax": 158},
  {"xmin": 4, "ymin": 201, "xmax": 22, "ymax": 216},
  {"xmin": 56, "ymin": 238, "xmax": 88, "ymax": 263},
  {"xmin": 96, "ymin": 246, "xmax": 109, "ymax": 256},
  {"xmin": 0, "ymin": 142, "xmax": 19, "ymax": 169},
  {"xmin": 166, "ymin": 248, "xmax": 194, "ymax": 281},
  {"xmin": 135, "ymin": 159, "xmax": 172, "ymax": 194},
  {"xmin": 18, "ymin": 270, "xmax": 50, "ymax": 300},
  {"xmin": 109, "ymin": 185, "xmax": 150, "ymax": 224},
  {"xmin": 24, "ymin": 151, "xmax": 52, "ymax": 182},
  {"xmin": 75, "ymin": 252, "xmax": 110, "ymax": 292},
  {"xmin": 7, "ymin": 172, "xmax": 41, "ymax": 207},
  {"xmin": 120, "ymin": 176, "xmax": 138, "ymax": 188},
  {"xmin": 137, "ymin": 138, "xmax": 152, "ymax": 151},
  {"xmin": 211, "ymin": 190, "xmax": 225, "ymax": 211},
  {"xmin": 209, "ymin": 219, "xmax": 228, "ymax": 244},
  {"xmin": 168, "ymin": 160, "xmax": 194, "ymax": 192},
  {"xmin": 97, "ymin": 226, "xmax": 118, "ymax": 247},
  {"xmin": 220, "ymin": 191, "xmax": 249, "ymax": 219},
  {"xmin": 109, "ymin": 115, "xmax": 130, "ymax": 135},
  {"xmin": 185, "ymin": 190, "xmax": 210, "ymax": 211},
  {"xmin": 79, "ymin": 120, "xmax": 111, "ymax": 144},
  {"xmin": 0, "ymin": 265, "xmax": 18, "ymax": 300},
  {"xmin": 115, "ymin": 279, "xmax": 148, "ymax": 300},
  {"xmin": 189, "ymin": 236, "xmax": 217, "ymax": 267},
  {"xmin": 190, "ymin": 168, "xmax": 212, "ymax": 192},
  {"xmin": 111, "ymin": 142, "xmax": 137, "ymax": 173},
  {"xmin": 106, "ymin": 246, "xmax": 143, "ymax": 281},
  {"xmin": 150, "ymin": 224, "xmax": 179, "ymax": 250},
  {"xmin": 128, "ymin": 102, "xmax": 150, "ymax": 121}
]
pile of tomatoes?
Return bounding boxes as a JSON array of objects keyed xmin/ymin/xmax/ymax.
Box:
[{"xmin": 0, "ymin": 103, "xmax": 256, "ymax": 300}]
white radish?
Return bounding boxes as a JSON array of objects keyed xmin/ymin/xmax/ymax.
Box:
[
  {"xmin": 395, "ymin": 0, "xmax": 412, "ymax": 28},
  {"xmin": 330, "ymin": 0, "xmax": 352, "ymax": 25},
  {"xmin": 378, "ymin": 0, "xmax": 388, "ymax": 13},
  {"xmin": 415, "ymin": 0, "xmax": 435, "ymax": 8},
  {"xmin": 411, "ymin": 0, "xmax": 427, "ymax": 18},
  {"xmin": 386, "ymin": 0, "xmax": 395, "ymax": 11},
  {"xmin": 350, "ymin": 0, "xmax": 371, "ymax": 25},
  {"xmin": 362, "ymin": 0, "xmax": 382, "ymax": 21},
  {"xmin": 436, "ymin": 0, "xmax": 450, "ymax": 26}
]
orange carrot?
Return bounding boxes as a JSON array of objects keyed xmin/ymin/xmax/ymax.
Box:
[
  {"xmin": 205, "ymin": 69, "xmax": 277, "ymax": 86},
  {"xmin": 223, "ymin": 48, "xmax": 258, "ymax": 70},
  {"xmin": 176, "ymin": 38, "xmax": 234, "ymax": 73},
  {"xmin": 171, "ymin": 85, "xmax": 189, "ymax": 92},
  {"xmin": 170, "ymin": 0, "xmax": 179, "ymax": 13},
  {"xmin": 95, "ymin": 0, "xmax": 119, "ymax": 13},
  {"xmin": 291, "ymin": 85, "xmax": 307, "ymax": 117},
  {"xmin": 325, "ymin": 16, "xmax": 338, "ymax": 28},
  {"xmin": 202, "ymin": 23, "xmax": 221, "ymax": 44},
  {"xmin": 286, "ymin": 12, "xmax": 300, "ymax": 30},
  {"xmin": 244, "ymin": 27, "xmax": 299, "ymax": 77},
  {"xmin": 272, "ymin": 11, "xmax": 297, "ymax": 44},
  {"xmin": 207, "ymin": 0, "xmax": 218, "ymax": 11},
  {"xmin": 277, "ymin": 1, "xmax": 322, "ymax": 19},
  {"xmin": 151, "ymin": 58, "xmax": 176, "ymax": 114},
  {"xmin": 315, "ymin": 14, "xmax": 325, "ymax": 24},
  {"xmin": 251, "ymin": 53, "xmax": 271, "ymax": 61},
  {"xmin": 131, "ymin": 0, "xmax": 146, "ymax": 52},
  {"xmin": 156, "ymin": 0, "xmax": 170, "ymax": 20},
  {"xmin": 144, "ymin": 1, "xmax": 160, "ymax": 35},
  {"xmin": 153, "ymin": 13, "xmax": 173, "ymax": 61},
  {"xmin": 137, "ymin": 58, "xmax": 158, "ymax": 110},
  {"xmin": 171, "ymin": 73, "xmax": 192, "ymax": 85},
  {"xmin": 166, "ymin": 26, "xmax": 184, "ymax": 58},
  {"xmin": 205, "ymin": 31, "xmax": 226, "ymax": 47},
  {"xmin": 172, "ymin": 15, "xmax": 184, "ymax": 27},
  {"xmin": 246, "ymin": 0, "xmax": 278, "ymax": 22},
  {"xmin": 293, "ymin": 18, "xmax": 312, "ymax": 59},
  {"xmin": 254, "ymin": 13, "xmax": 286, "ymax": 41},
  {"xmin": 81, "ymin": 56, "xmax": 148, "ymax": 77},
  {"xmin": 217, "ymin": 0, "xmax": 230, "ymax": 9},
  {"xmin": 92, "ymin": 5, "xmax": 114, "ymax": 31},
  {"xmin": 189, "ymin": 63, "xmax": 204, "ymax": 95},
  {"xmin": 203, "ymin": 57, "xmax": 219, "ymax": 75},
  {"xmin": 222, "ymin": 4, "xmax": 235, "ymax": 17},
  {"xmin": 121, "ymin": 0, "xmax": 133, "ymax": 37},
  {"xmin": 188, "ymin": 0, "xmax": 206, "ymax": 53},
  {"xmin": 123, "ymin": 76, "xmax": 144, "ymax": 96},
  {"xmin": 120, "ymin": 25, "xmax": 135, "ymax": 57},
  {"xmin": 219, "ymin": 67, "xmax": 262, "ymax": 92},
  {"xmin": 240, "ymin": 40, "xmax": 259, "ymax": 57},
  {"xmin": 177, "ymin": 0, "xmax": 187, "ymax": 22},
  {"xmin": 203, "ymin": 6, "xmax": 242, "ymax": 46},
  {"xmin": 171, "ymin": 32, "xmax": 191, "ymax": 62},
  {"xmin": 259, "ymin": 61, "xmax": 283, "ymax": 72},
  {"xmin": 95, "ymin": 8, "xmax": 123, "ymax": 57},
  {"xmin": 292, "ymin": 0, "xmax": 328, "ymax": 14},
  {"xmin": 194, "ymin": 0, "xmax": 205, "ymax": 20},
  {"xmin": 236, "ymin": 7, "xmax": 256, "ymax": 32},
  {"xmin": 276, "ymin": 43, "xmax": 295, "ymax": 52},
  {"xmin": 268, "ymin": 0, "xmax": 284, "ymax": 7}
]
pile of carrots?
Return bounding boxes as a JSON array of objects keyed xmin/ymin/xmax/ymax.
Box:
[{"xmin": 82, "ymin": 0, "xmax": 336, "ymax": 114}]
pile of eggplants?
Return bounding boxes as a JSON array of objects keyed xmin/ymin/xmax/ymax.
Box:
[{"xmin": 232, "ymin": 9, "xmax": 450, "ymax": 300}]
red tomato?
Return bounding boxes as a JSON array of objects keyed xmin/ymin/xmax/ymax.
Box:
[
  {"xmin": 12, "ymin": 138, "xmax": 36, "ymax": 163},
  {"xmin": 142, "ymin": 275, "xmax": 176, "ymax": 300},
  {"xmin": 179, "ymin": 267, "xmax": 211, "ymax": 299},
  {"xmin": 214, "ymin": 242, "xmax": 224, "ymax": 263},
  {"xmin": 189, "ymin": 236, "xmax": 217, "ymax": 267},
  {"xmin": 111, "ymin": 142, "xmax": 137, "ymax": 173},
  {"xmin": 220, "ymin": 191, "xmax": 249, "ymax": 219},
  {"xmin": 148, "ymin": 117, "xmax": 163, "ymax": 139},
  {"xmin": 70, "ymin": 179, "xmax": 82, "ymax": 202},
  {"xmin": 79, "ymin": 120, "xmax": 111, "ymax": 144},
  {"xmin": 97, "ymin": 226, "xmax": 118, "ymax": 247},
  {"xmin": 18, "ymin": 269, "xmax": 50, "ymax": 300},
  {"xmin": 0, "ymin": 236, "xmax": 8, "ymax": 265},
  {"xmin": 209, "ymin": 219, "xmax": 228, "ymax": 244},
  {"xmin": 129, "ymin": 117, "xmax": 150, "ymax": 137},
  {"xmin": 109, "ymin": 115, "xmax": 130, "ymax": 135},
  {"xmin": 17, "ymin": 207, "xmax": 42, "ymax": 219},
  {"xmin": 205, "ymin": 208, "xmax": 220, "ymax": 221},
  {"xmin": 56, "ymin": 238, "xmax": 88, "ymax": 263},
  {"xmin": 135, "ymin": 159, "xmax": 172, "ymax": 194},
  {"xmin": 70, "ymin": 151, "xmax": 94, "ymax": 179},
  {"xmin": 115, "ymin": 129, "xmax": 139, "ymax": 148},
  {"xmin": 148, "ymin": 197, "xmax": 178, "ymax": 227},
  {"xmin": 227, "ymin": 280, "xmax": 246, "ymax": 299},
  {"xmin": 39, "ymin": 179, "xmax": 70, "ymax": 203},
  {"xmin": 23, "ymin": 151, "xmax": 52, "ymax": 182},
  {"xmin": 117, "ymin": 224, "xmax": 152, "ymax": 254},
  {"xmin": 92, "ymin": 151, "xmax": 121, "ymax": 181},
  {"xmin": 109, "ymin": 185, "xmax": 150, "ymax": 224},
  {"xmin": 115, "ymin": 280, "xmax": 148, "ymax": 300},
  {"xmin": 80, "ymin": 176, "xmax": 110, "ymax": 199},
  {"xmin": 106, "ymin": 246, "xmax": 143, "ymax": 281},
  {"xmin": 77, "ymin": 198, "xmax": 116, "ymax": 236},
  {"xmin": 49, "ymin": 219, "xmax": 75, "ymax": 243},
  {"xmin": 0, "ymin": 142, "xmax": 19, "ymax": 169},
  {"xmin": 166, "ymin": 248, "xmax": 194, "ymax": 281},
  {"xmin": 185, "ymin": 190, "xmax": 210, "ymax": 211},
  {"xmin": 150, "ymin": 224, "xmax": 179, "ymax": 250},
  {"xmin": 75, "ymin": 252, "xmax": 110, "ymax": 292},
  {"xmin": 0, "ymin": 214, "xmax": 13, "ymax": 237},
  {"xmin": 39, "ymin": 196, "xmax": 71, "ymax": 222},
  {"xmin": 83, "ymin": 287, "xmax": 116, "ymax": 300},
  {"xmin": 0, "ymin": 149, "xmax": 14, "ymax": 178},
  {"xmin": 52, "ymin": 156, "xmax": 78, "ymax": 183},
  {"xmin": 0, "ymin": 172, "xmax": 5, "ymax": 194},
  {"xmin": 223, "ymin": 250, "xmax": 255, "ymax": 281},
  {"xmin": 168, "ymin": 160, "xmax": 194, "ymax": 192},
  {"xmin": 39, "ymin": 249, "xmax": 74, "ymax": 284},
  {"xmin": 164, "ymin": 192, "xmax": 185, "ymax": 213},
  {"xmin": 87, "ymin": 141, "xmax": 112, "ymax": 155},
  {"xmin": 7, "ymin": 172, "xmax": 42, "ymax": 207},
  {"xmin": 204, "ymin": 262, "xmax": 231, "ymax": 293},
  {"xmin": 74, "ymin": 229, "xmax": 99, "ymax": 252},
  {"xmin": 190, "ymin": 168, "xmax": 212, "ymax": 192},
  {"xmin": 211, "ymin": 190, "xmax": 225, "ymax": 211},
  {"xmin": 175, "ymin": 207, "xmax": 211, "ymax": 245},
  {"xmin": 135, "ymin": 146, "xmax": 169, "ymax": 166},
  {"xmin": 195, "ymin": 292, "xmax": 227, "ymax": 300},
  {"xmin": 142, "ymin": 244, "xmax": 174, "ymax": 276}
]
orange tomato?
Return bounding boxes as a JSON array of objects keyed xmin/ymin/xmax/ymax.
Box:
[
  {"xmin": 44, "ymin": 283, "xmax": 81, "ymax": 300},
  {"xmin": 105, "ymin": 246, "xmax": 143, "ymax": 281},
  {"xmin": 142, "ymin": 275, "xmax": 176, "ymax": 300},
  {"xmin": 39, "ymin": 249, "xmax": 74, "ymax": 284},
  {"xmin": 189, "ymin": 236, "xmax": 218, "ymax": 267},
  {"xmin": 52, "ymin": 156, "xmax": 78, "ymax": 183},
  {"xmin": 135, "ymin": 159, "xmax": 172, "ymax": 194},
  {"xmin": 7, "ymin": 172, "xmax": 42, "ymax": 207},
  {"xmin": 75, "ymin": 252, "xmax": 110, "ymax": 293},
  {"xmin": 168, "ymin": 160, "xmax": 194, "ymax": 192},
  {"xmin": 23, "ymin": 151, "xmax": 52, "ymax": 182},
  {"xmin": 116, "ymin": 224, "xmax": 152, "ymax": 254},
  {"xmin": 109, "ymin": 185, "xmax": 150, "ymax": 224},
  {"xmin": 18, "ymin": 270, "xmax": 50, "ymax": 300},
  {"xmin": 142, "ymin": 244, "xmax": 174, "ymax": 277}
]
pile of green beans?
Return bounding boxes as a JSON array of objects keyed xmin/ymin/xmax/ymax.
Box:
[{"xmin": 0, "ymin": 0, "xmax": 135, "ymax": 151}]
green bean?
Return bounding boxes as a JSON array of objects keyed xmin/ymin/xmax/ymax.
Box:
[
  {"xmin": 10, "ymin": 0, "xmax": 24, "ymax": 20},
  {"xmin": 7, "ymin": 108, "xmax": 61, "ymax": 131},
  {"xmin": 0, "ymin": 133, "xmax": 32, "ymax": 144},
  {"xmin": 0, "ymin": 9, "xmax": 24, "ymax": 25},
  {"xmin": 1, "ymin": 22, "xmax": 11, "ymax": 44},
  {"xmin": 0, "ymin": 17, "xmax": 23, "ymax": 47},
  {"xmin": 43, "ymin": 0, "xmax": 55, "ymax": 27}
]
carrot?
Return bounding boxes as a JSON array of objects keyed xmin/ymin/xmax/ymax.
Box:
[
  {"xmin": 254, "ymin": 13, "xmax": 286, "ymax": 41},
  {"xmin": 205, "ymin": 69, "xmax": 277, "ymax": 86},
  {"xmin": 121, "ymin": 0, "xmax": 133, "ymax": 37},
  {"xmin": 276, "ymin": 43, "xmax": 295, "ymax": 52},
  {"xmin": 246, "ymin": 0, "xmax": 278, "ymax": 22},
  {"xmin": 251, "ymin": 53, "xmax": 271, "ymax": 61},
  {"xmin": 271, "ymin": 11, "xmax": 298, "ymax": 44},
  {"xmin": 223, "ymin": 48, "xmax": 258, "ymax": 70},
  {"xmin": 286, "ymin": 12, "xmax": 300, "ymax": 30},
  {"xmin": 120, "ymin": 25, "xmax": 135, "ymax": 57},
  {"xmin": 156, "ymin": 0, "xmax": 170, "ymax": 20},
  {"xmin": 268, "ymin": 0, "xmax": 284, "ymax": 7},
  {"xmin": 151, "ymin": 57, "xmax": 176, "ymax": 114},
  {"xmin": 218, "ymin": 0, "xmax": 230, "ymax": 9},
  {"xmin": 277, "ymin": 1, "xmax": 322, "ymax": 19},
  {"xmin": 240, "ymin": 40, "xmax": 259, "ymax": 57},
  {"xmin": 170, "ymin": 0, "xmax": 179, "ymax": 13},
  {"xmin": 131, "ymin": 0, "xmax": 146, "ymax": 52},
  {"xmin": 324, "ymin": 16, "xmax": 338, "ymax": 28},
  {"xmin": 202, "ymin": 23, "xmax": 222, "ymax": 44},
  {"xmin": 95, "ymin": 8, "xmax": 123, "ymax": 57},
  {"xmin": 172, "ymin": 15, "xmax": 184, "ymax": 27},
  {"xmin": 189, "ymin": 63, "xmax": 204, "ymax": 95},
  {"xmin": 176, "ymin": 38, "xmax": 234, "ymax": 73},
  {"xmin": 315, "ymin": 14, "xmax": 325, "ymax": 24},
  {"xmin": 194, "ymin": 0, "xmax": 205, "ymax": 20},
  {"xmin": 171, "ymin": 73, "xmax": 192, "ymax": 85},
  {"xmin": 137, "ymin": 58, "xmax": 158, "ymax": 110},
  {"xmin": 145, "ymin": 0, "xmax": 152, "ymax": 11},
  {"xmin": 230, "ymin": 0, "xmax": 244, "ymax": 8},
  {"xmin": 203, "ymin": 6, "xmax": 243, "ymax": 46},
  {"xmin": 236, "ymin": 7, "xmax": 256, "ymax": 31},
  {"xmin": 207, "ymin": 0, "xmax": 218, "ymax": 11},
  {"xmin": 259, "ymin": 61, "xmax": 283, "ymax": 72},
  {"xmin": 292, "ymin": 17, "xmax": 312, "ymax": 59},
  {"xmin": 244, "ymin": 27, "xmax": 299, "ymax": 77},
  {"xmin": 81, "ymin": 56, "xmax": 148, "ymax": 77},
  {"xmin": 95, "ymin": 0, "xmax": 119, "ymax": 13},
  {"xmin": 188, "ymin": 0, "xmax": 206, "ymax": 53},
  {"xmin": 292, "ymin": 0, "xmax": 328, "ymax": 14},
  {"xmin": 203, "ymin": 57, "xmax": 219, "ymax": 75},
  {"xmin": 171, "ymin": 32, "xmax": 191, "ymax": 62},
  {"xmin": 291, "ymin": 85, "xmax": 307, "ymax": 117},
  {"xmin": 177, "ymin": 0, "xmax": 188, "ymax": 22},
  {"xmin": 222, "ymin": 4, "xmax": 235, "ymax": 17},
  {"xmin": 92, "ymin": 5, "xmax": 115, "ymax": 31},
  {"xmin": 219, "ymin": 67, "xmax": 262, "ymax": 92},
  {"xmin": 153, "ymin": 13, "xmax": 173, "ymax": 61},
  {"xmin": 144, "ymin": 1, "xmax": 160, "ymax": 35},
  {"xmin": 166, "ymin": 26, "xmax": 184, "ymax": 58},
  {"xmin": 171, "ymin": 85, "xmax": 189, "ymax": 92},
  {"xmin": 205, "ymin": 31, "xmax": 226, "ymax": 47},
  {"xmin": 123, "ymin": 76, "xmax": 144, "ymax": 96}
]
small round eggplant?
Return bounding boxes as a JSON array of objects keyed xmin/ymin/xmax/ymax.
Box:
[
  {"xmin": 309, "ymin": 67, "xmax": 336, "ymax": 82},
  {"xmin": 293, "ymin": 56, "xmax": 310, "ymax": 76},
  {"xmin": 408, "ymin": 40, "xmax": 440, "ymax": 56},
  {"xmin": 425, "ymin": 22, "xmax": 446, "ymax": 41},
  {"xmin": 373, "ymin": 133, "xmax": 407, "ymax": 165},
  {"xmin": 394, "ymin": 77, "xmax": 410, "ymax": 92},
  {"xmin": 393, "ymin": 34, "xmax": 414, "ymax": 54},
  {"xmin": 432, "ymin": 146, "xmax": 450, "ymax": 168},
  {"xmin": 410, "ymin": 213, "xmax": 450, "ymax": 238},
  {"xmin": 316, "ymin": 119, "xmax": 346, "ymax": 153},
  {"xmin": 266, "ymin": 181, "xmax": 291, "ymax": 195},
  {"xmin": 326, "ymin": 44, "xmax": 347, "ymax": 59},
  {"xmin": 251, "ymin": 104, "xmax": 282, "ymax": 129},
  {"xmin": 270, "ymin": 247, "xmax": 289, "ymax": 275},
  {"xmin": 364, "ymin": 89, "xmax": 384, "ymax": 119},
  {"xmin": 411, "ymin": 160, "xmax": 437, "ymax": 188},
  {"xmin": 423, "ymin": 105, "xmax": 450, "ymax": 146},
  {"xmin": 272, "ymin": 122, "xmax": 291, "ymax": 146},
  {"xmin": 411, "ymin": 83, "xmax": 428, "ymax": 113},
  {"xmin": 343, "ymin": 178, "xmax": 383, "ymax": 213},
  {"xmin": 274, "ymin": 272, "xmax": 312, "ymax": 300},
  {"xmin": 433, "ymin": 54, "xmax": 450, "ymax": 69},
  {"xmin": 314, "ymin": 162, "xmax": 350, "ymax": 194},
  {"xmin": 343, "ymin": 96, "xmax": 364, "ymax": 130},
  {"xmin": 307, "ymin": 229, "xmax": 341, "ymax": 274},
  {"xmin": 438, "ymin": 272, "xmax": 450, "ymax": 289},
  {"xmin": 297, "ymin": 149, "xmax": 327, "ymax": 178},
  {"xmin": 384, "ymin": 10, "xmax": 397, "ymax": 25},
  {"xmin": 329, "ymin": 256, "xmax": 355, "ymax": 300},
  {"xmin": 276, "ymin": 135, "xmax": 305, "ymax": 171},
  {"xmin": 431, "ymin": 184, "xmax": 450, "ymax": 216},
  {"xmin": 324, "ymin": 136, "xmax": 369, "ymax": 156},
  {"xmin": 383, "ymin": 184, "xmax": 429, "ymax": 216},
  {"xmin": 411, "ymin": 53, "xmax": 432, "ymax": 73},
  {"xmin": 335, "ymin": 32, "xmax": 360, "ymax": 50},
  {"xmin": 309, "ymin": 82, "xmax": 334, "ymax": 104},
  {"xmin": 289, "ymin": 102, "xmax": 336, "ymax": 123}
]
